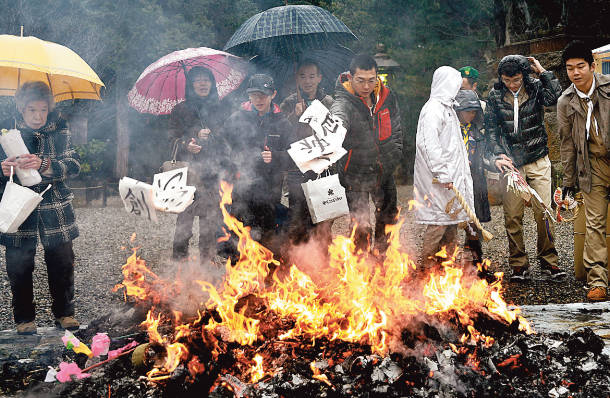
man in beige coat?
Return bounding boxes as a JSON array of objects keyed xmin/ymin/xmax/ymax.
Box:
[{"xmin": 558, "ymin": 41, "xmax": 610, "ymax": 302}]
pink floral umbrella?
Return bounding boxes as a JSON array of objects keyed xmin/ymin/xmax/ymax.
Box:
[{"xmin": 127, "ymin": 47, "xmax": 247, "ymax": 115}]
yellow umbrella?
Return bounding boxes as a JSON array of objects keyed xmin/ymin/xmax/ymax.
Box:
[{"xmin": 0, "ymin": 34, "xmax": 104, "ymax": 102}]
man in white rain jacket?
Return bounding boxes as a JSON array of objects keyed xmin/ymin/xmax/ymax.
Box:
[{"xmin": 414, "ymin": 66, "xmax": 475, "ymax": 269}]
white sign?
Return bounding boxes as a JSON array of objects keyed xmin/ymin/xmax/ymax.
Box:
[
  {"xmin": 288, "ymin": 100, "xmax": 347, "ymax": 174},
  {"xmin": 152, "ymin": 168, "xmax": 196, "ymax": 213},
  {"xmin": 119, "ymin": 168, "xmax": 197, "ymax": 221},
  {"xmin": 119, "ymin": 177, "xmax": 157, "ymax": 222}
]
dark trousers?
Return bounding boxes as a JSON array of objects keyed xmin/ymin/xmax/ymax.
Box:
[
  {"xmin": 5, "ymin": 241, "xmax": 75, "ymax": 324},
  {"xmin": 345, "ymin": 174, "xmax": 398, "ymax": 254},
  {"xmin": 172, "ymin": 188, "xmax": 220, "ymax": 263}
]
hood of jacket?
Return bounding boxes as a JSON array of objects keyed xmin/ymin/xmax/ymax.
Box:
[
  {"xmin": 429, "ymin": 66, "xmax": 462, "ymax": 106},
  {"xmin": 494, "ymin": 54, "xmax": 534, "ymax": 91},
  {"xmin": 335, "ymin": 71, "xmax": 390, "ymax": 113},
  {"xmin": 184, "ymin": 66, "xmax": 219, "ymax": 107},
  {"xmin": 454, "ymin": 89, "xmax": 484, "ymax": 126}
]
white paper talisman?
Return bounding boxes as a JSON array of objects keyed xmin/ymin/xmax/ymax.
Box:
[{"xmin": 119, "ymin": 177, "xmax": 157, "ymax": 222}]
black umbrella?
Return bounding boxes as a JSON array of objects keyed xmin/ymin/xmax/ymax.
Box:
[
  {"xmin": 223, "ymin": 5, "xmax": 357, "ymax": 57},
  {"xmin": 249, "ymin": 44, "xmax": 354, "ymax": 96}
]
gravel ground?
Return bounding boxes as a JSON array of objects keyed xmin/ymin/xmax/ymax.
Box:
[{"xmin": 0, "ymin": 184, "xmax": 588, "ymax": 331}]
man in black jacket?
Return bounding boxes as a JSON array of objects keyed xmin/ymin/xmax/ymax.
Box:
[
  {"xmin": 330, "ymin": 54, "xmax": 402, "ymax": 255},
  {"xmin": 485, "ymin": 54, "xmax": 564, "ymax": 281},
  {"xmin": 280, "ymin": 59, "xmax": 334, "ymax": 251},
  {"xmin": 221, "ymin": 74, "xmax": 294, "ymax": 258}
]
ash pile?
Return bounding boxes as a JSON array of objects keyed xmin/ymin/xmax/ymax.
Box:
[
  {"xmin": 3, "ymin": 305, "xmax": 610, "ymax": 398},
  {"xmin": 4, "ymin": 187, "xmax": 610, "ymax": 398}
]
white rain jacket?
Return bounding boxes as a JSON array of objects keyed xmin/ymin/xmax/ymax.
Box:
[{"xmin": 414, "ymin": 66, "xmax": 474, "ymax": 225}]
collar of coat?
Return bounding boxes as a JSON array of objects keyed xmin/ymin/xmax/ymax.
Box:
[
  {"xmin": 15, "ymin": 111, "xmax": 62, "ymax": 134},
  {"xmin": 563, "ymin": 73, "xmax": 610, "ymax": 116},
  {"xmin": 338, "ymin": 72, "xmax": 390, "ymax": 113},
  {"xmin": 241, "ymin": 101, "xmax": 281, "ymax": 114}
]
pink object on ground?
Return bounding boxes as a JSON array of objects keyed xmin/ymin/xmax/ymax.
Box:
[
  {"xmin": 91, "ymin": 333, "xmax": 111, "ymax": 357},
  {"xmin": 107, "ymin": 340, "xmax": 138, "ymax": 360},
  {"xmin": 55, "ymin": 362, "xmax": 91, "ymax": 382}
]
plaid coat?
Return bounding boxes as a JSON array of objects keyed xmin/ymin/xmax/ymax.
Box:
[{"xmin": 0, "ymin": 112, "xmax": 80, "ymax": 248}]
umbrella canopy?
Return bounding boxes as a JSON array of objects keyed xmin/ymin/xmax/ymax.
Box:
[
  {"xmin": 0, "ymin": 34, "xmax": 104, "ymax": 102},
  {"xmin": 249, "ymin": 44, "xmax": 354, "ymax": 95},
  {"xmin": 224, "ymin": 5, "xmax": 357, "ymax": 57},
  {"xmin": 128, "ymin": 47, "xmax": 248, "ymax": 115}
]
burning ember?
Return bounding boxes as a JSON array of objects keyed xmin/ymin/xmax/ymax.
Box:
[{"xmin": 111, "ymin": 181, "xmax": 534, "ymax": 388}]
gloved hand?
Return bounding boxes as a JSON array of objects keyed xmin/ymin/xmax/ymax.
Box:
[{"xmin": 561, "ymin": 186, "xmax": 576, "ymax": 201}]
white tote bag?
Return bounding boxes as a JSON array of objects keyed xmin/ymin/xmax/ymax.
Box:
[
  {"xmin": 301, "ymin": 173, "xmax": 349, "ymax": 224},
  {"xmin": 0, "ymin": 167, "xmax": 51, "ymax": 233}
]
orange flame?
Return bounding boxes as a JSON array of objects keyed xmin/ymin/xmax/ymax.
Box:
[{"xmin": 116, "ymin": 181, "xmax": 533, "ymax": 383}]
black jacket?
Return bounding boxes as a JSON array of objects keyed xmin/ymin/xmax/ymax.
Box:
[
  {"xmin": 221, "ymin": 102, "xmax": 295, "ymax": 205},
  {"xmin": 330, "ymin": 73, "xmax": 402, "ymax": 190},
  {"xmin": 168, "ymin": 69, "xmax": 230, "ymax": 186},
  {"xmin": 485, "ymin": 68, "xmax": 561, "ymax": 168}
]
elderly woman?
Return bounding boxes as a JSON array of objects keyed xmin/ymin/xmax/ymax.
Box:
[{"xmin": 0, "ymin": 81, "xmax": 80, "ymax": 334}]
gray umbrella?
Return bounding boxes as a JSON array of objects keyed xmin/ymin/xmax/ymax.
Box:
[{"xmin": 223, "ymin": 5, "xmax": 357, "ymax": 57}]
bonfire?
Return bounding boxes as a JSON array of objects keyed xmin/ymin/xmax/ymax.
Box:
[{"xmin": 111, "ymin": 181, "xmax": 533, "ymax": 389}]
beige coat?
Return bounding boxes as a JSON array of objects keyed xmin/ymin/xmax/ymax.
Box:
[{"xmin": 558, "ymin": 73, "xmax": 610, "ymax": 193}]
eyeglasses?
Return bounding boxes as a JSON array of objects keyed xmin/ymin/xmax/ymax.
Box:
[{"xmin": 501, "ymin": 77, "xmax": 523, "ymax": 86}]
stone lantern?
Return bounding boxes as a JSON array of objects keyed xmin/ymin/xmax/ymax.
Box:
[{"xmin": 373, "ymin": 43, "xmax": 400, "ymax": 86}]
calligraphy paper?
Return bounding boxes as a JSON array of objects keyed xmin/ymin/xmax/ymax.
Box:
[{"xmin": 119, "ymin": 177, "xmax": 158, "ymax": 222}]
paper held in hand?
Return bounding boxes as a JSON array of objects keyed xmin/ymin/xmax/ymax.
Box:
[
  {"xmin": 0, "ymin": 129, "xmax": 42, "ymax": 186},
  {"xmin": 119, "ymin": 167, "xmax": 196, "ymax": 222},
  {"xmin": 287, "ymin": 100, "xmax": 347, "ymax": 174}
]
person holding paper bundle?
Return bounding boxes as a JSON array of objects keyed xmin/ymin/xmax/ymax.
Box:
[
  {"xmin": 0, "ymin": 81, "xmax": 80, "ymax": 334},
  {"xmin": 168, "ymin": 66, "xmax": 228, "ymax": 264},
  {"xmin": 280, "ymin": 59, "xmax": 334, "ymax": 252},
  {"xmin": 330, "ymin": 54, "xmax": 402, "ymax": 256},
  {"xmin": 220, "ymin": 74, "xmax": 294, "ymax": 260}
]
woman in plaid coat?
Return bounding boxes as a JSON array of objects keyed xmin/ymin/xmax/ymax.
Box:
[{"xmin": 0, "ymin": 81, "xmax": 80, "ymax": 334}]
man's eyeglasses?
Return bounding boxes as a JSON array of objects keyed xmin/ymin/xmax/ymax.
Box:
[{"xmin": 501, "ymin": 77, "xmax": 523, "ymax": 86}]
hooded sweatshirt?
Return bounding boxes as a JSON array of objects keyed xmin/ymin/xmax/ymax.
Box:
[{"xmin": 414, "ymin": 66, "xmax": 475, "ymax": 225}]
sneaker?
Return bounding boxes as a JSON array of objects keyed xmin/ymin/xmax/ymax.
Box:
[
  {"xmin": 55, "ymin": 316, "xmax": 80, "ymax": 330},
  {"xmin": 587, "ymin": 287, "xmax": 607, "ymax": 302},
  {"xmin": 541, "ymin": 264, "xmax": 567, "ymax": 280},
  {"xmin": 16, "ymin": 321, "xmax": 37, "ymax": 335},
  {"xmin": 510, "ymin": 266, "xmax": 531, "ymax": 282}
]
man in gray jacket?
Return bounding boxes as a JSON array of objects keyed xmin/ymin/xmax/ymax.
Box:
[
  {"xmin": 330, "ymin": 54, "xmax": 402, "ymax": 256},
  {"xmin": 559, "ymin": 41, "xmax": 610, "ymax": 302}
]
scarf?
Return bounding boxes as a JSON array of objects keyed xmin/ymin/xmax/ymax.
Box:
[
  {"xmin": 511, "ymin": 86, "xmax": 522, "ymax": 135},
  {"xmin": 461, "ymin": 123, "xmax": 472, "ymax": 151},
  {"xmin": 573, "ymin": 79, "xmax": 598, "ymax": 139}
]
